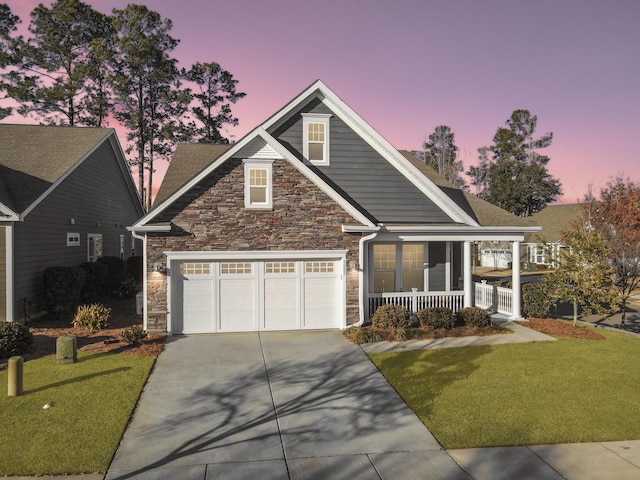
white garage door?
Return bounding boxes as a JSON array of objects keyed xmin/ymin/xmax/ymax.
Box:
[{"xmin": 171, "ymin": 257, "xmax": 343, "ymax": 334}]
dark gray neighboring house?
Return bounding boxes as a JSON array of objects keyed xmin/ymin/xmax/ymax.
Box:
[{"xmin": 0, "ymin": 125, "xmax": 144, "ymax": 322}]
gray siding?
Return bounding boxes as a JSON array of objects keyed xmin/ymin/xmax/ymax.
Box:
[
  {"xmin": 12, "ymin": 140, "xmax": 142, "ymax": 320},
  {"xmin": 272, "ymin": 98, "xmax": 453, "ymax": 224}
]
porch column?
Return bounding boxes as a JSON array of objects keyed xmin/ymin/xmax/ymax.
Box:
[
  {"xmin": 463, "ymin": 241, "xmax": 473, "ymax": 308},
  {"xmin": 511, "ymin": 241, "xmax": 523, "ymax": 320}
]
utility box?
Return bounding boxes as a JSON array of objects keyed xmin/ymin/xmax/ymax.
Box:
[
  {"xmin": 56, "ymin": 336, "xmax": 77, "ymax": 364},
  {"xmin": 136, "ymin": 291, "xmax": 144, "ymax": 316}
]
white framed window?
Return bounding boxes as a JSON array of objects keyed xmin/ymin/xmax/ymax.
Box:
[
  {"xmin": 243, "ymin": 160, "xmax": 273, "ymax": 209},
  {"xmin": 87, "ymin": 234, "xmax": 102, "ymax": 262},
  {"xmin": 302, "ymin": 113, "xmax": 331, "ymax": 165},
  {"xmin": 180, "ymin": 263, "xmax": 211, "ymax": 275},
  {"xmin": 529, "ymin": 245, "xmax": 546, "ymax": 264},
  {"xmin": 220, "ymin": 262, "xmax": 252, "ymax": 275},
  {"xmin": 67, "ymin": 232, "xmax": 80, "ymax": 247}
]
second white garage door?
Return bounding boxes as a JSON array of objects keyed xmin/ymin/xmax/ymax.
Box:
[{"xmin": 172, "ymin": 257, "xmax": 344, "ymax": 334}]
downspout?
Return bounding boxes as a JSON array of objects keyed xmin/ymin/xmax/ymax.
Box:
[
  {"xmin": 356, "ymin": 230, "xmax": 379, "ymax": 326},
  {"xmin": 130, "ymin": 230, "xmax": 148, "ymax": 332}
]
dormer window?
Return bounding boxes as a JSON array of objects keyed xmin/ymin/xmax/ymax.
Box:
[
  {"xmin": 302, "ymin": 113, "xmax": 331, "ymax": 165},
  {"xmin": 243, "ymin": 159, "xmax": 273, "ymax": 209}
]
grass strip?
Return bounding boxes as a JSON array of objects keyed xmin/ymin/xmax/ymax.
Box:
[
  {"xmin": 0, "ymin": 351, "xmax": 154, "ymax": 476},
  {"xmin": 369, "ymin": 327, "xmax": 640, "ymax": 449}
]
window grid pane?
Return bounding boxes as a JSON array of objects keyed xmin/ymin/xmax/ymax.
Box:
[
  {"xmin": 266, "ymin": 262, "xmax": 296, "ymax": 274},
  {"xmin": 373, "ymin": 245, "xmax": 396, "ymax": 270},
  {"xmin": 180, "ymin": 263, "xmax": 211, "ymax": 275},
  {"xmin": 305, "ymin": 261, "xmax": 334, "ymax": 273},
  {"xmin": 402, "ymin": 244, "xmax": 424, "ymax": 269},
  {"xmin": 249, "ymin": 169, "xmax": 267, "ymax": 186},
  {"xmin": 308, "ymin": 123, "xmax": 325, "ymax": 141},
  {"xmin": 220, "ymin": 263, "xmax": 252, "ymax": 275}
]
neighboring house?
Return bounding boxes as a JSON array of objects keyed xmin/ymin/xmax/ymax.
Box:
[
  {"xmin": 130, "ymin": 80, "xmax": 538, "ymax": 334},
  {"xmin": 523, "ymin": 204, "xmax": 583, "ymax": 268},
  {"xmin": 0, "ymin": 125, "xmax": 144, "ymax": 323}
]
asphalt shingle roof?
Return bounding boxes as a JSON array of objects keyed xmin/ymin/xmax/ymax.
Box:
[
  {"xmin": 399, "ymin": 151, "xmax": 530, "ymax": 227},
  {"xmin": 153, "ymin": 143, "xmax": 232, "ymax": 206},
  {"xmin": 0, "ymin": 124, "xmax": 112, "ymax": 213}
]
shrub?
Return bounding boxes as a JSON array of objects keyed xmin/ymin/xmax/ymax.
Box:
[
  {"xmin": 457, "ymin": 307, "xmax": 491, "ymax": 328},
  {"xmin": 121, "ymin": 325, "xmax": 147, "ymax": 346},
  {"xmin": 97, "ymin": 256, "xmax": 130, "ymax": 296},
  {"xmin": 371, "ymin": 304, "xmax": 412, "ymax": 329},
  {"xmin": 79, "ymin": 262, "xmax": 109, "ymax": 300},
  {"xmin": 416, "ymin": 307, "xmax": 455, "ymax": 329},
  {"xmin": 72, "ymin": 303, "xmax": 111, "ymax": 331},
  {"xmin": 0, "ymin": 323, "xmax": 34, "ymax": 358},
  {"xmin": 43, "ymin": 266, "xmax": 87, "ymax": 315},
  {"xmin": 523, "ymin": 282, "xmax": 552, "ymax": 318},
  {"xmin": 118, "ymin": 277, "xmax": 138, "ymax": 298},
  {"xmin": 343, "ymin": 326, "xmax": 388, "ymax": 345}
]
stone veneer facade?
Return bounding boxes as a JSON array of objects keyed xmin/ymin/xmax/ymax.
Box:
[{"xmin": 145, "ymin": 157, "xmax": 364, "ymax": 333}]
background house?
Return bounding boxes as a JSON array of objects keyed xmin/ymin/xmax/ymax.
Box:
[
  {"xmin": 131, "ymin": 81, "xmax": 538, "ymax": 334},
  {"xmin": 523, "ymin": 204, "xmax": 583, "ymax": 269},
  {"xmin": 0, "ymin": 125, "xmax": 144, "ymax": 322}
]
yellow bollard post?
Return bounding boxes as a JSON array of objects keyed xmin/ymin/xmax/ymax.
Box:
[{"xmin": 8, "ymin": 356, "xmax": 23, "ymax": 396}]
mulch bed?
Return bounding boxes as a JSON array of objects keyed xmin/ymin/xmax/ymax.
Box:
[
  {"xmin": 525, "ymin": 317, "xmax": 605, "ymax": 340},
  {"xmin": 0, "ymin": 297, "xmax": 165, "ymax": 371}
]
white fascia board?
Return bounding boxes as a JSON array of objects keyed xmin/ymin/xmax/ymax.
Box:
[
  {"xmin": 316, "ymin": 86, "xmax": 480, "ymax": 227},
  {"xmin": 0, "ymin": 203, "xmax": 19, "ymax": 221},
  {"xmin": 255, "ymin": 129, "xmax": 376, "ymax": 227},
  {"xmin": 135, "ymin": 125, "xmax": 375, "ymax": 229},
  {"xmin": 165, "ymin": 249, "xmax": 349, "ymax": 261},
  {"xmin": 20, "ymin": 129, "xmax": 114, "ymax": 220},
  {"xmin": 127, "ymin": 225, "xmax": 171, "ymax": 233},
  {"xmin": 342, "ymin": 225, "xmax": 380, "ymax": 233},
  {"xmin": 372, "ymin": 225, "xmax": 540, "ymax": 243},
  {"xmin": 260, "ymin": 80, "xmax": 329, "ymax": 133},
  {"xmin": 132, "ymin": 126, "xmax": 266, "ymax": 228}
]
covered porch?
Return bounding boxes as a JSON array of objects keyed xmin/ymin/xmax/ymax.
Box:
[{"xmin": 345, "ymin": 225, "xmax": 537, "ymax": 323}]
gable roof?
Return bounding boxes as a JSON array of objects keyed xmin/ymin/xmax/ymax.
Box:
[
  {"xmin": 399, "ymin": 151, "xmax": 530, "ymax": 227},
  {"xmin": 525, "ymin": 203, "xmax": 583, "ymax": 243},
  {"xmin": 0, "ymin": 124, "xmax": 141, "ymax": 219},
  {"xmin": 154, "ymin": 143, "xmax": 231, "ymax": 206},
  {"xmin": 135, "ymin": 127, "xmax": 377, "ymax": 229},
  {"xmin": 137, "ymin": 80, "xmax": 537, "ymax": 234}
]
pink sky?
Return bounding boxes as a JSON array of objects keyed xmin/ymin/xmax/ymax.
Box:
[{"xmin": 6, "ymin": 0, "xmax": 640, "ymax": 204}]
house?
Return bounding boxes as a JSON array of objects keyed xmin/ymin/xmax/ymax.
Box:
[
  {"xmin": 0, "ymin": 125, "xmax": 144, "ymax": 322},
  {"xmin": 130, "ymin": 80, "xmax": 538, "ymax": 335},
  {"xmin": 523, "ymin": 204, "xmax": 583, "ymax": 269}
]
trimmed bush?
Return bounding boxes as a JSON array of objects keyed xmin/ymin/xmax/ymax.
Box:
[
  {"xmin": 343, "ymin": 326, "xmax": 389, "ymax": 345},
  {"xmin": 79, "ymin": 261, "xmax": 109, "ymax": 300},
  {"xmin": 72, "ymin": 303, "xmax": 111, "ymax": 331},
  {"xmin": 0, "ymin": 322, "xmax": 34, "ymax": 358},
  {"xmin": 371, "ymin": 304, "xmax": 412, "ymax": 329},
  {"xmin": 523, "ymin": 282, "xmax": 552, "ymax": 318},
  {"xmin": 43, "ymin": 266, "xmax": 87, "ymax": 315},
  {"xmin": 97, "ymin": 256, "xmax": 130, "ymax": 296},
  {"xmin": 416, "ymin": 307, "xmax": 455, "ymax": 329},
  {"xmin": 121, "ymin": 325, "xmax": 147, "ymax": 346},
  {"xmin": 457, "ymin": 307, "xmax": 491, "ymax": 327}
]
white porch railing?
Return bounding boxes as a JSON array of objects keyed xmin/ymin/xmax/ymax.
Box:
[
  {"xmin": 474, "ymin": 281, "xmax": 513, "ymax": 316},
  {"xmin": 368, "ymin": 290, "xmax": 465, "ymax": 316}
]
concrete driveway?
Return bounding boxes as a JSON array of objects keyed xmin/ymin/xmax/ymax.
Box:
[{"xmin": 105, "ymin": 331, "xmax": 469, "ymax": 479}]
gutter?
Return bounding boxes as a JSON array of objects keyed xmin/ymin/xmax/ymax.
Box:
[
  {"xmin": 128, "ymin": 228, "xmax": 148, "ymax": 332},
  {"xmin": 355, "ymin": 228, "xmax": 380, "ymax": 326}
]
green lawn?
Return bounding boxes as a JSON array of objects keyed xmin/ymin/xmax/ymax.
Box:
[
  {"xmin": 0, "ymin": 351, "xmax": 154, "ymax": 476},
  {"xmin": 370, "ymin": 327, "xmax": 640, "ymax": 449}
]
